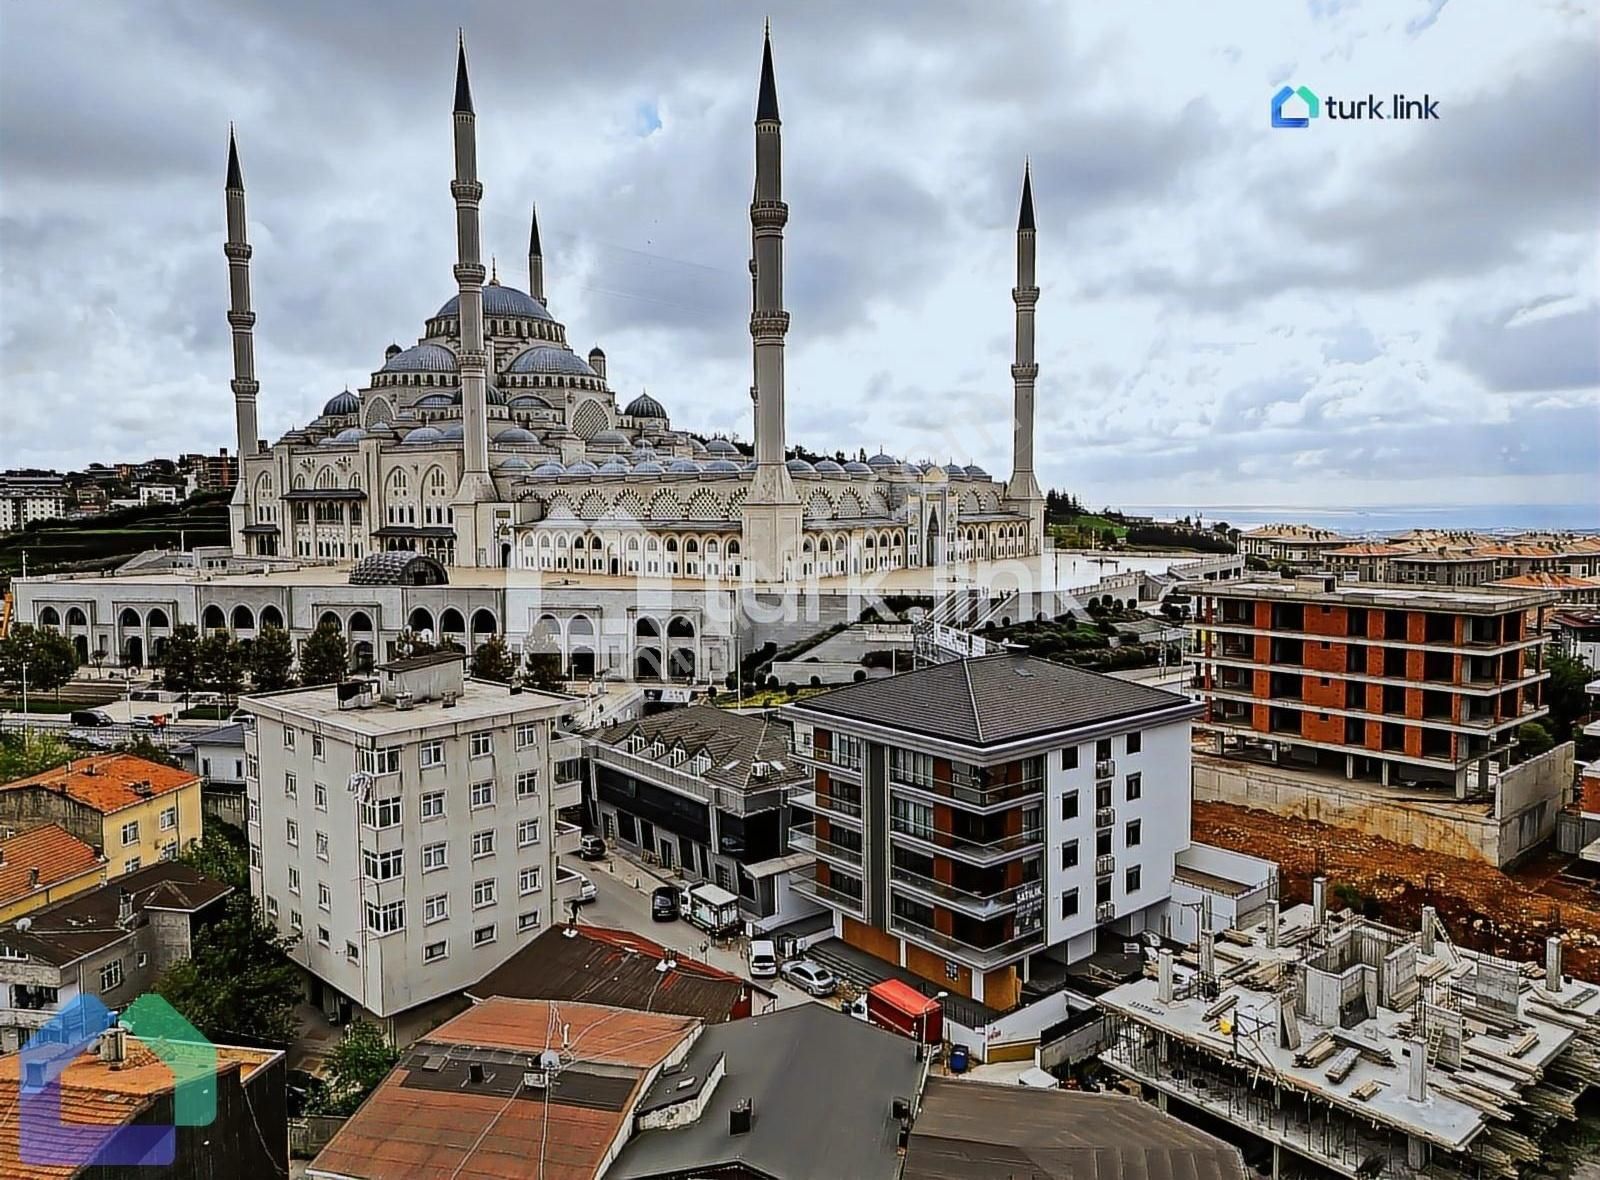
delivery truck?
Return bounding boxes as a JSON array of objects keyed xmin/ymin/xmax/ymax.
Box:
[
  {"xmin": 843, "ymin": 979, "xmax": 943, "ymax": 1044},
  {"xmin": 682, "ymin": 882, "xmax": 742, "ymax": 937}
]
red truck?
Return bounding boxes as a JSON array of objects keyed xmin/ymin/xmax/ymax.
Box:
[{"xmin": 844, "ymin": 980, "xmax": 944, "ymax": 1044}]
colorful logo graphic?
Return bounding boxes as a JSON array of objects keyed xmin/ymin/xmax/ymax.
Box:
[
  {"xmin": 20, "ymin": 993, "xmax": 216, "ymax": 1167},
  {"xmin": 1271, "ymin": 85, "xmax": 1320, "ymax": 128}
]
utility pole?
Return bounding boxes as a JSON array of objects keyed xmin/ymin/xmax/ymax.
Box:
[{"xmin": 21, "ymin": 659, "xmax": 30, "ymax": 753}]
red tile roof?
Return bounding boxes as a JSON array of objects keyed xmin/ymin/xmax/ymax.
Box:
[
  {"xmin": 1328, "ymin": 543, "xmax": 1417, "ymax": 557},
  {"xmin": 0, "ymin": 826, "xmax": 102, "ymax": 907},
  {"xmin": 1, "ymin": 755, "xmax": 198, "ymax": 815},
  {"xmin": 1490, "ymin": 573, "xmax": 1600, "ymax": 590}
]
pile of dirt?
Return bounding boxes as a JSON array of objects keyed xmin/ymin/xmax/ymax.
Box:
[{"xmin": 1193, "ymin": 801, "xmax": 1600, "ymax": 979}]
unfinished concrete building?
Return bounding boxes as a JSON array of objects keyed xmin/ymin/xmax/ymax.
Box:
[{"xmin": 1096, "ymin": 887, "xmax": 1600, "ymax": 1179}]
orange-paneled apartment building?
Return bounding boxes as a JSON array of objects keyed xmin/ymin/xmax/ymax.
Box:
[{"xmin": 1184, "ymin": 574, "xmax": 1559, "ymax": 796}]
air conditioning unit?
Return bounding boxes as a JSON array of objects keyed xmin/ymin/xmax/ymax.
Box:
[
  {"xmin": 441, "ymin": 691, "xmax": 458, "ymax": 709},
  {"xmin": 1096, "ymin": 902, "xmax": 1116, "ymax": 922},
  {"xmin": 1095, "ymin": 759, "xmax": 1116, "ymax": 780},
  {"xmin": 395, "ymin": 691, "xmax": 415, "ymax": 711},
  {"xmin": 1096, "ymin": 854, "xmax": 1116, "ymax": 875}
]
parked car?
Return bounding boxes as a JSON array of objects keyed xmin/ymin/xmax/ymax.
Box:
[
  {"xmin": 70, "ymin": 710, "xmax": 115, "ymax": 728},
  {"xmin": 650, "ymin": 886, "xmax": 680, "ymax": 921},
  {"xmin": 577, "ymin": 835, "xmax": 607, "ymax": 861},
  {"xmin": 749, "ymin": 939, "xmax": 778, "ymax": 979},
  {"xmin": 778, "ymin": 958, "xmax": 838, "ymax": 997},
  {"xmin": 575, "ymin": 874, "xmax": 598, "ymax": 904}
]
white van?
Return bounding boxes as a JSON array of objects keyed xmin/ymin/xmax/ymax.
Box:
[{"xmin": 749, "ymin": 939, "xmax": 778, "ymax": 978}]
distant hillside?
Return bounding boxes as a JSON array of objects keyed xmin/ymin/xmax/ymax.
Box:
[{"xmin": 0, "ymin": 492, "xmax": 231, "ymax": 579}]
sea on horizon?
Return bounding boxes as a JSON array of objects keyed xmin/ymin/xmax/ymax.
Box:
[{"xmin": 1128, "ymin": 503, "xmax": 1599, "ymax": 537}]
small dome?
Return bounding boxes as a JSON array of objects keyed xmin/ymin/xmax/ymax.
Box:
[
  {"xmin": 506, "ymin": 346, "xmax": 597, "ymax": 376},
  {"xmin": 438, "ymin": 423, "xmax": 465, "ymax": 441},
  {"xmin": 667, "ymin": 459, "xmax": 702, "ymax": 474},
  {"xmin": 323, "ymin": 390, "xmax": 360, "ymax": 417},
  {"xmin": 508, "ymin": 394, "xmax": 552, "ymax": 411},
  {"xmin": 588, "ymin": 345, "xmax": 606, "ymax": 359},
  {"xmin": 496, "ymin": 456, "xmax": 533, "ymax": 471},
  {"xmin": 316, "ymin": 435, "xmax": 339, "ymax": 447},
  {"xmin": 902, "ymin": 462, "xmax": 924, "ymax": 476},
  {"xmin": 495, "ymin": 426, "xmax": 538, "ymax": 444},
  {"xmin": 596, "ymin": 459, "xmax": 631, "ymax": 476},
  {"xmin": 632, "ymin": 460, "xmax": 665, "ymax": 475},
  {"xmin": 866, "ymin": 452, "xmax": 897, "ymax": 467},
  {"xmin": 843, "ymin": 461, "xmax": 873, "ymax": 475},
  {"xmin": 689, "ymin": 437, "xmax": 708, "ymax": 454},
  {"xmin": 944, "ymin": 463, "xmax": 968, "ymax": 479},
  {"xmin": 814, "ymin": 459, "xmax": 845, "ymax": 475},
  {"xmin": 786, "ymin": 458, "xmax": 817, "ymax": 474},
  {"xmin": 964, "ymin": 464, "xmax": 989, "ymax": 479},
  {"xmin": 436, "ymin": 284, "xmax": 553, "ymax": 321},
  {"xmin": 414, "ymin": 393, "xmax": 455, "ymax": 409},
  {"xmin": 632, "ymin": 443, "xmax": 658, "ymax": 462},
  {"xmin": 624, "ymin": 391, "xmax": 668, "ymax": 419},
  {"xmin": 531, "ymin": 461, "xmax": 566, "ymax": 477},
  {"xmin": 704, "ymin": 458, "xmax": 741, "ymax": 474},
  {"xmin": 384, "ymin": 343, "xmax": 458, "ymax": 373},
  {"xmin": 486, "ymin": 385, "xmax": 508, "ymax": 406},
  {"xmin": 367, "ymin": 421, "xmax": 397, "ymax": 437},
  {"xmin": 385, "ymin": 343, "xmax": 403, "ymax": 359},
  {"xmin": 567, "ymin": 460, "xmax": 599, "ymax": 476},
  {"xmin": 331, "ymin": 427, "xmax": 367, "ymax": 445},
  {"xmin": 705, "ymin": 437, "xmax": 740, "ymax": 456},
  {"xmin": 743, "ymin": 459, "xmax": 757, "ymax": 471},
  {"xmin": 403, "ymin": 426, "xmax": 444, "ymax": 445},
  {"xmin": 592, "ymin": 429, "xmax": 629, "ymax": 446}
]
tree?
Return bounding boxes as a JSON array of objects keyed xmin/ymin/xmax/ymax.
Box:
[
  {"xmin": 180, "ymin": 825, "xmax": 248, "ymax": 889},
  {"xmin": 0, "ymin": 624, "xmax": 79, "ymax": 698},
  {"xmin": 524, "ymin": 649, "xmax": 566, "ymax": 693},
  {"xmin": 1544, "ymin": 649, "xmax": 1593, "ymax": 741},
  {"xmin": 249, "ymin": 625, "xmax": 295, "ymax": 692},
  {"xmin": 299, "ymin": 620, "xmax": 348, "ymax": 686},
  {"xmin": 197, "ymin": 631, "xmax": 246, "ymax": 702},
  {"xmin": 161, "ymin": 624, "xmax": 202, "ymax": 695},
  {"xmin": 310, "ymin": 1021, "xmax": 400, "ymax": 1116},
  {"xmin": 1516, "ymin": 721, "xmax": 1555, "ymax": 761},
  {"xmin": 470, "ymin": 635, "xmax": 517, "ymax": 683},
  {"xmin": 155, "ymin": 890, "xmax": 301, "ymax": 1047},
  {"xmin": 0, "ymin": 730, "xmax": 74, "ymax": 781}
]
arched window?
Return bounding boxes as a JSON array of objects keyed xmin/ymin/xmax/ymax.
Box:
[
  {"xmin": 231, "ymin": 605, "xmax": 255, "ymax": 630},
  {"xmin": 408, "ymin": 607, "xmax": 435, "ymax": 633},
  {"xmin": 146, "ymin": 608, "xmax": 170, "ymax": 629},
  {"xmin": 439, "ymin": 608, "xmax": 465, "ymax": 635},
  {"xmin": 260, "ymin": 605, "xmax": 285, "ymax": 630},
  {"xmin": 65, "ymin": 607, "xmax": 87, "ymax": 627},
  {"xmin": 348, "ymin": 610, "xmax": 373, "ymax": 633},
  {"xmin": 318, "ymin": 611, "xmax": 342, "ymax": 631},
  {"xmin": 38, "ymin": 606, "xmax": 61, "ymax": 628},
  {"xmin": 202, "ymin": 605, "xmax": 226, "ymax": 630}
]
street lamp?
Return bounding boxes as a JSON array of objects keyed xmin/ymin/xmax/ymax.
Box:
[{"xmin": 919, "ymin": 989, "xmax": 949, "ymax": 1050}]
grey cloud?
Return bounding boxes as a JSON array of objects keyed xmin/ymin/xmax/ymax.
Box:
[{"xmin": 1441, "ymin": 303, "xmax": 1600, "ymax": 392}]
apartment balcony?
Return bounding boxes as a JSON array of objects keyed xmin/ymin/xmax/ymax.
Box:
[
  {"xmin": 887, "ymin": 866, "xmax": 1030, "ymax": 921},
  {"xmin": 787, "ymin": 740, "xmax": 864, "ymax": 778},
  {"xmin": 595, "ymin": 745, "xmax": 785, "ymax": 816},
  {"xmin": 886, "ymin": 911, "xmax": 1043, "ymax": 971},
  {"xmin": 888, "ymin": 818, "xmax": 1044, "ymax": 867},
  {"xmin": 554, "ymin": 864, "xmax": 586, "ymax": 902},
  {"xmin": 788, "ymin": 788, "xmax": 864, "ymax": 826},
  {"xmin": 553, "ymin": 820, "xmax": 583, "ymax": 857},
  {"xmin": 1095, "ymin": 759, "xmax": 1116, "ymax": 781},
  {"xmin": 1095, "ymin": 854, "xmax": 1116, "ymax": 876},
  {"xmin": 0, "ymin": 1006, "xmax": 57, "ymax": 1031},
  {"xmin": 1096, "ymin": 901, "xmax": 1116, "ymax": 922},
  {"xmin": 887, "ymin": 770, "xmax": 1044, "ymax": 814},
  {"xmin": 789, "ymin": 864, "xmax": 865, "ymax": 916},
  {"xmin": 788, "ymin": 822, "xmax": 863, "ymax": 869},
  {"xmin": 1095, "ymin": 806, "xmax": 1116, "ymax": 829},
  {"xmin": 551, "ymin": 777, "xmax": 583, "ymax": 813}
]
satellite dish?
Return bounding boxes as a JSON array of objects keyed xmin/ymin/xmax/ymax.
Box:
[{"xmin": 539, "ymin": 1049, "xmax": 562, "ymax": 1072}]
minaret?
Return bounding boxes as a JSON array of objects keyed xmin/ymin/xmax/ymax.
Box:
[
  {"xmin": 1004, "ymin": 162, "xmax": 1045, "ymax": 551},
  {"xmin": 741, "ymin": 27, "xmax": 803, "ymax": 580},
  {"xmin": 527, "ymin": 203, "xmax": 545, "ymax": 306},
  {"xmin": 449, "ymin": 34, "xmax": 497, "ymax": 559},
  {"xmin": 224, "ymin": 128, "xmax": 260, "ymax": 472}
]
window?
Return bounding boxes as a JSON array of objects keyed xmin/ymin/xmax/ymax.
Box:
[
  {"xmin": 1126, "ymin": 731, "xmax": 1142, "ymax": 755},
  {"xmin": 889, "ymin": 748, "xmax": 935, "ymax": 788},
  {"xmin": 346, "ymin": 941, "xmax": 360, "ymax": 962},
  {"xmin": 470, "ymin": 780, "xmax": 495, "ymax": 809},
  {"xmin": 288, "ymin": 866, "xmax": 301, "ymax": 893},
  {"xmin": 121, "ymin": 820, "xmax": 140, "ymax": 846},
  {"xmin": 889, "ymin": 796, "xmax": 934, "ymax": 840},
  {"xmin": 286, "ymin": 818, "xmax": 299, "ymax": 846},
  {"xmin": 424, "ymin": 893, "xmax": 449, "ymax": 924},
  {"xmin": 267, "ymin": 895, "xmax": 279, "ymax": 917},
  {"xmin": 290, "ymin": 909, "xmax": 303, "ymax": 931},
  {"xmin": 245, "ymin": 753, "xmax": 259, "ymax": 780},
  {"xmin": 317, "ymin": 926, "xmax": 330, "ymax": 947},
  {"xmin": 472, "ymin": 830, "xmax": 495, "ymax": 859},
  {"xmin": 314, "ymin": 782, "xmax": 327, "ymax": 811},
  {"xmin": 1096, "ymin": 829, "xmax": 1113, "ymax": 857},
  {"xmin": 318, "ymin": 882, "xmax": 331, "ymax": 910},
  {"xmin": 363, "ymin": 848, "xmax": 403, "ymax": 881},
  {"xmin": 519, "ymin": 911, "xmax": 542, "ymax": 933},
  {"xmin": 359, "ymin": 747, "xmax": 401, "ymax": 776},
  {"xmin": 473, "ymin": 878, "xmax": 497, "ymax": 908},
  {"xmin": 247, "ymin": 798, "xmax": 260, "ymax": 825},
  {"xmin": 1126, "ymin": 819, "xmax": 1142, "ymax": 848},
  {"xmin": 515, "ymin": 770, "xmax": 538, "ymax": 799},
  {"xmin": 1061, "ymin": 746, "xmax": 1079, "ymax": 771},
  {"xmin": 249, "ymin": 844, "xmax": 262, "ymax": 870},
  {"xmin": 519, "ymin": 866, "xmax": 542, "ymax": 895},
  {"xmin": 315, "ymin": 831, "xmax": 329, "ymax": 860},
  {"xmin": 123, "ymin": 857, "xmax": 140, "ymax": 874},
  {"xmin": 421, "ymin": 791, "xmax": 445, "ymax": 821},
  {"xmin": 284, "ymin": 728, "xmax": 296, "ymax": 751},
  {"xmin": 469, "ymin": 732, "xmax": 493, "ymax": 758},
  {"xmin": 422, "ymin": 842, "xmax": 448, "ymax": 873},
  {"xmin": 517, "ymin": 819, "xmax": 539, "ymax": 847},
  {"xmin": 313, "ymin": 733, "xmax": 325, "ymax": 760},
  {"xmin": 1061, "ymin": 840, "xmax": 1080, "ymax": 870},
  {"xmin": 1061, "ymin": 889, "xmax": 1080, "ymax": 919},
  {"xmin": 365, "ymin": 900, "xmax": 404, "ymax": 935},
  {"xmin": 1125, "ymin": 865, "xmax": 1142, "ymax": 893},
  {"xmin": 1095, "ymin": 738, "xmax": 1112, "ymax": 761},
  {"xmin": 100, "ymin": 959, "xmax": 124, "ymax": 992},
  {"xmin": 160, "ymin": 840, "xmax": 178, "ymax": 861},
  {"xmin": 473, "ymin": 924, "xmax": 497, "ymax": 947},
  {"xmin": 1061, "ymin": 791, "xmax": 1079, "ymax": 821},
  {"xmin": 1096, "ymin": 876, "xmax": 1113, "ymax": 905},
  {"xmin": 1125, "ymin": 773, "xmax": 1142, "ymax": 802},
  {"xmin": 284, "ymin": 771, "xmax": 297, "ymax": 800},
  {"xmin": 420, "ymin": 740, "xmax": 444, "ymax": 769},
  {"xmin": 361, "ymin": 796, "xmax": 401, "ymax": 830},
  {"xmin": 424, "ymin": 940, "xmax": 448, "ymax": 963},
  {"xmin": 515, "ymin": 722, "xmax": 539, "ymax": 749},
  {"xmin": 159, "ymin": 806, "xmax": 177, "ymax": 830},
  {"xmin": 1096, "ymin": 782, "xmax": 1113, "ymax": 810}
]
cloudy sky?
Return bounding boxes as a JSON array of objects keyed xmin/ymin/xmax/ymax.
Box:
[{"xmin": 2, "ymin": 1, "xmax": 1596, "ymax": 519}]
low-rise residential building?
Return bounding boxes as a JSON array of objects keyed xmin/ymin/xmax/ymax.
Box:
[
  {"xmin": 781, "ymin": 649, "xmax": 1200, "ymax": 1011},
  {"xmin": 0, "ymin": 754, "xmax": 203, "ymax": 876},
  {"xmin": 0, "ymin": 862, "xmax": 233, "ymax": 1052},
  {"xmin": 1239, "ymin": 524, "xmax": 1347, "ymax": 567},
  {"xmin": 584, "ymin": 704, "xmax": 815, "ymax": 931},
  {"xmin": 178, "ymin": 447, "xmax": 239, "ymax": 492},
  {"xmin": 135, "ymin": 482, "xmax": 182, "ymax": 506},
  {"xmin": 1187, "ymin": 577, "xmax": 1557, "ymax": 794},
  {"xmin": 1488, "ymin": 572, "xmax": 1600, "ymax": 606},
  {"xmin": 177, "ymin": 723, "xmax": 249, "ymax": 792},
  {"xmin": 1387, "ymin": 550, "xmax": 1498, "ymax": 587},
  {"xmin": 1324, "ymin": 543, "xmax": 1418, "ymax": 583},
  {"xmin": 0, "ymin": 825, "xmax": 105, "ymax": 924},
  {"xmin": 0, "ymin": 473, "xmax": 69, "ymax": 533},
  {"xmin": 1551, "ymin": 609, "xmax": 1600, "ymax": 671},
  {"xmin": 242, "ymin": 653, "xmax": 579, "ymax": 1035}
]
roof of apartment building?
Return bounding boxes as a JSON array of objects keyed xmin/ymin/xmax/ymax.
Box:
[
  {"xmin": 310, "ymin": 996, "xmax": 700, "ymax": 1180},
  {"xmin": 1489, "ymin": 572, "xmax": 1600, "ymax": 592},
  {"xmin": 0, "ymin": 825, "xmax": 103, "ymax": 908},
  {"xmin": 789, "ymin": 651, "xmax": 1197, "ymax": 749},
  {"xmin": 587, "ymin": 702, "xmax": 810, "ymax": 790},
  {"xmin": 1, "ymin": 754, "xmax": 197, "ymax": 816},
  {"xmin": 0, "ymin": 862, "xmax": 232, "ymax": 968},
  {"xmin": 245, "ymin": 675, "xmax": 575, "ymax": 736},
  {"xmin": 1326, "ymin": 543, "xmax": 1418, "ymax": 557},
  {"xmin": 607, "ymin": 1003, "xmax": 925, "ymax": 1180},
  {"xmin": 467, "ymin": 924, "xmax": 759, "ymax": 1023},
  {"xmin": 902, "ymin": 1078, "xmax": 1247, "ymax": 1180},
  {"xmin": 0, "ymin": 1033, "xmax": 280, "ymax": 1180},
  {"xmin": 1472, "ymin": 543, "xmax": 1563, "ymax": 559},
  {"xmin": 1240, "ymin": 523, "xmax": 1343, "ymax": 540},
  {"xmin": 183, "ymin": 722, "xmax": 247, "ymax": 748},
  {"xmin": 1182, "ymin": 575, "xmax": 1558, "ymax": 613}
]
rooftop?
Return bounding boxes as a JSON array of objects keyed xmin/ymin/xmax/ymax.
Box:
[
  {"xmin": 1, "ymin": 754, "xmax": 198, "ymax": 816},
  {"xmin": 788, "ymin": 651, "xmax": 1198, "ymax": 751},
  {"xmin": 1184, "ymin": 577, "xmax": 1559, "ymax": 614},
  {"xmin": 1488, "ymin": 572, "xmax": 1600, "ymax": 591},
  {"xmin": 0, "ymin": 825, "xmax": 102, "ymax": 908},
  {"xmin": 243, "ymin": 675, "xmax": 575, "ymax": 737},
  {"xmin": 588, "ymin": 703, "xmax": 809, "ymax": 792},
  {"xmin": 903, "ymin": 1077, "xmax": 1248, "ymax": 1180},
  {"xmin": 466, "ymin": 924, "xmax": 759, "ymax": 1023}
]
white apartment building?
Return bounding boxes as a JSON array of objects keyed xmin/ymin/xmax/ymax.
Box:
[
  {"xmin": 0, "ymin": 480, "xmax": 69, "ymax": 532},
  {"xmin": 242, "ymin": 653, "xmax": 581, "ymax": 1031}
]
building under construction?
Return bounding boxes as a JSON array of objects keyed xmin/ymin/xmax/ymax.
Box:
[{"xmin": 1095, "ymin": 883, "xmax": 1600, "ymax": 1179}]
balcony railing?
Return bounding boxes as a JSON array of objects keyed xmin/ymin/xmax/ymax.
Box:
[
  {"xmin": 1095, "ymin": 806, "xmax": 1116, "ymax": 829},
  {"xmin": 888, "ymin": 771, "xmax": 1044, "ymax": 812},
  {"xmin": 789, "ymin": 864, "xmax": 865, "ymax": 915},
  {"xmin": 1096, "ymin": 901, "xmax": 1116, "ymax": 922},
  {"xmin": 888, "ymin": 818, "xmax": 1044, "ymax": 866},
  {"xmin": 592, "ymin": 744, "xmax": 786, "ymax": 816},
  {"xmin": 1095, "ymin": 759, "xmax": 1116, "ymax": 781},
  {"xmin": 1095, "ymin": 854, "xmax": 1116, "ymax": 875},
  {"xmin": 789, "ymin": 788, "xmax": 864, "ymax": 824},
  {"xmin": 886, "ymin": 912, "xmax": 1043, "ymax": 970},
  {"xmin": 787, "ymin": 740, "xmax": 864, "ymax": 776},
  {"xmin": 0, "ymin": 1006, "xmax": 57, "ymax": 1030},
  {"xmin": 554, "ymin": 820, "xmax": 583, "ymax": 856},
  {"xmin": 888, "ymin": 866, "xmax": 1030, "ymax": 920},
  {"xmin": 788, "ymin": 822, "xmax": 864, "ymax": 868}
]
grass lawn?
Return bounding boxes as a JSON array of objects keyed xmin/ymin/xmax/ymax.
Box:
[
  {"xmin": 179, "ymin": 704, "xmax": 236, "ymax": 721},
  {"xmin": 0, "ymin": 696, "xmax": 84, "ymax": 714},
  {"xmin": 715, "ymin": 685, "xmax": 836, "ymax": 709}
]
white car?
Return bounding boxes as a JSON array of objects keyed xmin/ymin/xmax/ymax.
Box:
[
  {"xmin": 576, "ymin": 874, "xmax": 598, "ymax": 904},
  {"xmin": 778, "ymin": 958, "xmax": 838, "ymax": 997},
  {"xmin": 749, "ymin": 940, "xmax": 778, "ymax": 979}
]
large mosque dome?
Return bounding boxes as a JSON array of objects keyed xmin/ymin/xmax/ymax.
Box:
[{"xmin": 436, "ymin": 282, "xmax": 552, "ymax": 321}]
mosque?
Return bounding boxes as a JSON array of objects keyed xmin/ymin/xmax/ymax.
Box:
[{"xmin": 224, "ymin": 30, "xmax": 1047, "ymax": 582}]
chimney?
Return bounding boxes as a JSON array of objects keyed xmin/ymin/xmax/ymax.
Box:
[
  {"xmin": 1408, "ymin": 1039, "xmax": 1427, "ymax": 1101},
  {"xmin": 23, "ymin": 1060, "xmax": 45, "ymax": 1089},
  {"xmin": 468, "ymin": 1062, "xmax": 485, "ymax": 1085},
  {"xmin": 1157, "ymin": 949, "xmax": 1175, "ymax": 1004},
  {"xmin": 1312, "ymin": 876, "xmax": 1327, "ymax": 926},
  {"xmin": 99, "ymin": 1027, "xmax": 127, "ymax": 1065},
  {"xmin": 730, "ymin": 1098, "xmax": 753, "ymax": 1135},
  {"xmin": 1420, "ymin": 905, "xmax": 1436, "ymax": 956},
  {"xmin": 1546, "ymin": 936, "xmax": 1563, "ymax": 994},
  {"xmin": 28, "ymin": 868, "xmax": 39, "ymax": 890},
  {"xmin": 1266, "ymin": 900, "xmax": 1279, "ymax": 948},
  {"xmin": 117, "ymin": 888, "xmax": 132, "ymax": 925}
]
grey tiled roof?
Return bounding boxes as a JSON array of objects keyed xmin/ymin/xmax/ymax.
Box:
[
  {"xmin": 588, "ymin": 703, "xmax": 808, "ymax": 791},
  {"xmin": 790, "ymin": 652, "xmax": 1196, "ymax": 748}
]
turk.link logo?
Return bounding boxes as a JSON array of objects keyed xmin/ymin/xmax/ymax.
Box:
[
  {"xmin": 21, "ymin": 993, "xmax": 216, "ymax": 1168},
  {"xmin": 1271, "ymin": 85, "xmax": 1320, "ymax": 128}
]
